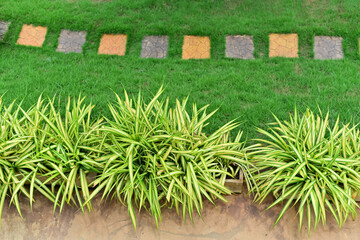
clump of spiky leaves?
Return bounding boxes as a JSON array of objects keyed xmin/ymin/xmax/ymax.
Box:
[
  {"xmin": 0, "ymin": 96, "xmax": 55, "ymax": 221},
  {"xmin": 251, "ymin": 108, "xmax": 360, "ymax": 233},
  {"xmin": 86, "ymin": 87, "xmax": 255, "ymax": 229},
  {"xmin": 37, "ymin": 96, "xmax": 105, "ymax": 214}
]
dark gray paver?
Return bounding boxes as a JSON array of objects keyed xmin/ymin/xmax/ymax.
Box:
[
  {"xmin": 56, "ymin": 30, "xmax": 87, "ymax": 53},
  {"xmin": 140, "ymin": 36, "xmax": 168, "ymax": 58},
  {"xmin": 0, "ymin": 21, "xmax": 10, "ymax": 40},
  {"xmin": 225, "ymin": 35, "xmax": 254, "ymax": 59},
  {"xmin": 314, "ymin": 36, "xmax": 343, "ymax": 60}
]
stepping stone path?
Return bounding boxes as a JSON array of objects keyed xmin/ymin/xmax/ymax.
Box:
[
  {"xmin": 182, "ymin": 35, "xmax": 210, "ymax": 59},
  {"xmin": 0, "ymin": 21, "xmax": 10, "ymax": 41},
  {"xmin": 98, "ymin": 34, "xmax": 127, "ymax": 56},
  {"xmin": 314, "ymin": 36, "xmax": 343, "ymax": 60},
  {"xmin": 269, "ymin": 33, "xmax": 298, "ymax": 58},
  {"xmin": 225, "ymin": 35, "xmax": 254, "ymax": 59},
  {"xmin": 56, "ymin": 30, "xmax": 86, "ymax": 53},
  {"xmin": 2, "ymin": 19, "xmax": 359, "ymax": 60},
  {"xmin": 17, "ymin": 24, "xmax": 47, "ymax": 47},
  {"xmin": 141, "ymin": 36, "xmax": 168, "ymax": 59}
]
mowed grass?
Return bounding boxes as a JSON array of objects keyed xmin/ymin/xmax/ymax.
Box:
[
  {"xmin": 0, "ymin": 0, "xmax": 360, "ymax": 138},
  {"xmin": 1, "ymin": 0, "xmax": 360, "ymax": 58},
  {"xmin": 1, "ymin": 47, "xmax": 360, "ymax": 139}
]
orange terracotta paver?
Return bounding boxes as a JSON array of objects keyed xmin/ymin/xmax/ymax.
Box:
[
  {"xmin": 98, "ymin": 34, "xmax": 127, "ymax": 56},
  {"xmin": 182, "ymin": 35, "xmax": 210, "ymax": 59},
  {"xmin": 269, "ymin": 33, "xmax": 298, "ymax": 58},
  {"xmin": 17, "ymin": 24, "xmax": 47, "ymax": 47}
]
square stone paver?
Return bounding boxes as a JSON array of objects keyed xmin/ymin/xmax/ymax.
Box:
[
  {"xmin": 141, "ymin": 36, "xmax": 168, "ymax": 59},
  {"xmin": 314, "ymin": 36, "xmax": 343, "ymax": 60},
  {"xmin": 182, "ymin": 35, "xmax": 210, "ymax": 59},
  {"xmin": 17, "ymin": 24, "xmax": 47, "ymax": 47},
  {"xmin": 56, "ymin": 30, "xmax": 87, "ymax": 53},
  {"xmin": 225, "ymin": 35, "xmax": 254, "ymax": 59},
  {"xmin": 98, "ymin": 34, "xmax": 127, "ymax": 56},
  {"xmin": 269, "ymin": 33, "xmax": 298, "ymax": 58},
  {"xmin": 0, "ymin": 21, "xmax": 10, "ymax": 41}
]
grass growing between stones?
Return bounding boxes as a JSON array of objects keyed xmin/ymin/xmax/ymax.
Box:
[
  {"xmin": 1, "ymin": 0, "xmax": 360, "ymax": 59},
  {"xmin": 2, "ymin": 0, "xmax": 360, "ymax": 234}
]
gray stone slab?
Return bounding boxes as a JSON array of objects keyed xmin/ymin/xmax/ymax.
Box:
[
  {"xmin": 140, "ymin": 36, "xmax": 168, "ymax": 58},
  {"xmin": 314, "ymin": 36, "xmax": 343, "ymax": 60},
  {"xmin": 0, "ymin": 21, "xmax": 10, "ymax": 41},
  {"xmin": 225, "ymin": 35, "xmax": 254, "ymax": 59},
  {"xmin": 56, "ymin": 30, "xmax": 87, "ymax": 53}
]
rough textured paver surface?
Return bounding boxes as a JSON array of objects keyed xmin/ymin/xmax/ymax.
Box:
[
  {"xmin": 314, "ymin": 36, "xmax": 343, "ymax": 59},
  {"xmin": 225, "ymin": 35, "xmax": 254, "ymax": 59},
  {"xmin": 0, "ymin": 21, "xmax": 10, "ymax": 41},
  {"xmin": 141, "ymin": 36, "xmax": 168, "ymax": 59},
  {"xmin": 182, "ymin": 35, "xmax": 210, "ymax": 59},
  {"xmin": 56, "ymin": 30, "xmax": 87, "ymax": 53},
  {"xmin": 98, "ymin": 34, "xmax": 127, "ymax": 56},
  {"xmin": 269, "ymin": 33, "xmax": 298, "ymax": 58},
  {"xmin": 17, "ymin": 24, "xmax": 47, "ymax": 47}
]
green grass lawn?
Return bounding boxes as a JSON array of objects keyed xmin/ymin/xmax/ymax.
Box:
[{"xmin": 1, "ymin": 0, "xmax": 360, "ymax": 139}]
